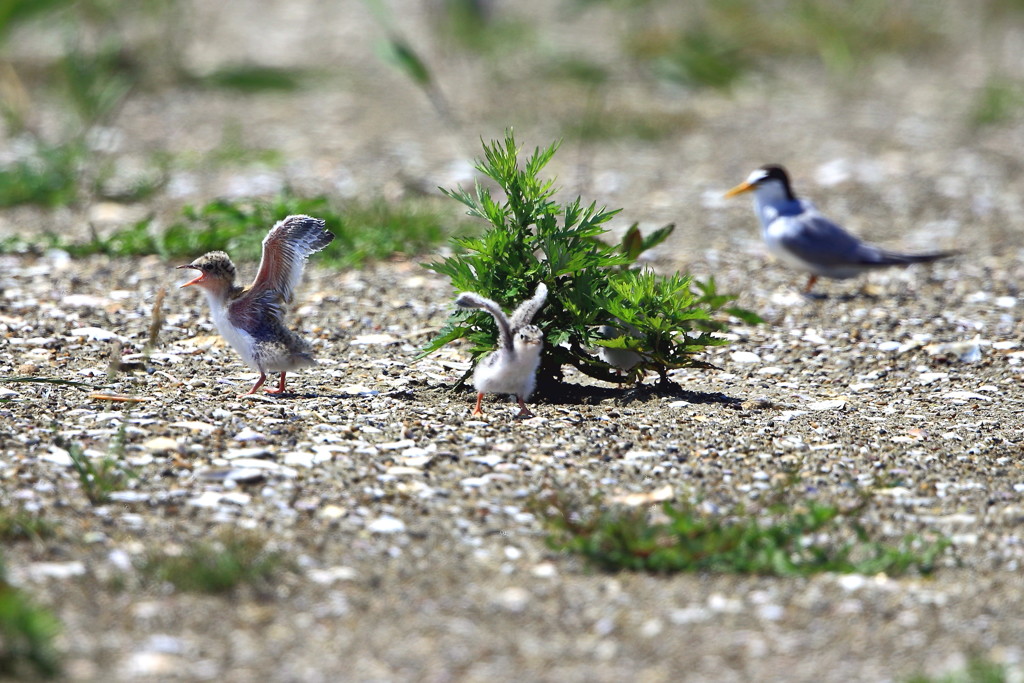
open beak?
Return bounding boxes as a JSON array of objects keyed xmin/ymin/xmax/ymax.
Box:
[
  {"xmin": 723, "ymin": 181, "xmax": 755, "ymax": 199},
  {"xmin": 176, "ymin": 264, "xmax": 205, "ymax": 288}
]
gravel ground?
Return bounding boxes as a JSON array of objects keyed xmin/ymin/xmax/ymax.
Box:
[
  {"xmin": 4, "ymin": 249, "xmax": 1024, "ymax": 682},
  {"xmin": 4, "ymin": 2, "xmax": 1024, "ymax": 682}
]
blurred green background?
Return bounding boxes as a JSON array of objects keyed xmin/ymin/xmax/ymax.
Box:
[{"xmin": 0, "ymin": 0, "xmax": 1021, "ymax": 264}]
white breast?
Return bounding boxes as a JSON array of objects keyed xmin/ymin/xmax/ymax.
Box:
[
  {"xmin": 474, "ymin": 345, "xmax": 542, "ymax": 400},
  {"xmin": 204, "ymin": 292, "xmax": 259, "ymax": 370}
]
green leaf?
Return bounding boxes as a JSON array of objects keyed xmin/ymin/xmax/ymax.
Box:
[
  {"xmin": 620, "ymin": 223, "xmax": 643, "ymax": 260},
  {"xmin": 640, "ymin": 222, "xmax": 675, "ymax": 251},
  {"xmin": 382, "ymin": 35, "xmax": 432, "ymax": 86}
]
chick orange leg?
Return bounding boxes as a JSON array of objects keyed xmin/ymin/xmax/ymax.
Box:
[
  {"xmin": 471, "ymin": 392, "xmax": 485, "ymax": 416},
  {"xmin": 241, "ymin": 372, "xmax": 268, "ymax": 397},
  {"xmin": 803, "ymin": 274, "xmax": 818, "ymax": 294},
  {"xmin": 515, "ymin": 395, "xmax": 534, "ymax": 418},
  {"xmin": 265, "ymin": 372, "xmax": 287, "ymax": 394}
]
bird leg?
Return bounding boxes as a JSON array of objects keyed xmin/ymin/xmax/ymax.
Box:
[
  {"xmin": 241, "ymin": 372, "xmax": 268, "ymax": 397},
  {"xmin": 803, "ymin": 274, "xmax": 818, "ymax": 294},
  {"xmin": 265, "ymin": 372, "xmax": 288, "ymax": 395},
  {"xmin": 471, "ymin": 392, "xmax": 485, "ymax": 417},
  {"xmin": 515, "ymin": 395, "xmax": 534, "ymax": 419}
]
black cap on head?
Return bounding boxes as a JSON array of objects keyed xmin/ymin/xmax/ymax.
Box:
[{"xmin": 756, "ymin": 164, "xmax": 795, "ymax": 200}]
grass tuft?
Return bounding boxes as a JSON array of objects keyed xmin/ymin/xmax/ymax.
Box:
[
  {"xmin": 538, "ymin": 492, "xmax": 950, "ymax": 576},
  {"xmin": 906, "ymin": 657, "xmax": 1010, "ymax": 683},
  {"xmin": 0, "ymin": 508, "xmax": 57, "ymax": 543},
  {"xmin": 0, "ymin": 553, "xmax": 61, "ymax": 679},
  {"xmin": 970, "ymin": 77, "xmax": 1024, "ymax": 128},
  {"xmin": 60, "ymin": 426, "xmax": 136, "ymax": 506},
  {"xmin": 0, "ymin": 192, "xmax": 466, "ymax": 269},
  {"xmin": 138, "ymin": 528, "xmax": 288, "ymax": 594},
  {"xmin": 0, "ymin": 142, "xmax": 81, "ymax": 208}
]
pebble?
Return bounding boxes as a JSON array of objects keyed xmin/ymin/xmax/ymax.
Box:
[
  {"xmin": 224, "ymin": 447, "xmax": 274, "ymax": 460},
  {"xmin": 283, "ymin": 451, "xmax": 322, "ymax": 468},
  {"xmin": 707, "ymin": 593, "xmax": 743, "ymax": 613},
  {"xmin": 108, "ymin": 491, "xmax": 150, "ymax": 503},
  {"xmin": 380, "ymin": 439, "xmax": 416, "ymax": 450},
  {"xmin": 352, "ymin": 334, "xmax": 399, "ymax": 345},
  {"xmin": 62, "ymin": 294, "xmax": 110, "ymax": 307},
  {"xmin": 233, "ymin": 427, "xmax": 265, "ymax": 442},
  {"xmin": 996, "ymin": 296, "xmax": 1016, "ymax": 308},
  {"xmin": 837, "ymin": 574, "xmax": 869, "ymax": 592},
  {"xmin": 669, "ymin": 606, "xmax": 711, "ymax": 624},
  {"xmin": 40, "ymin": 446, "xmax": 73, "ymax": 466},
  {"xmin": 398, "ymin": 454, "xmax": 433, "ymax": 468},
  {"xmin": 318, "ymin": 505, "xmax": 345, "ymax": 520},
  {"xmin": 68, "ymin": 326, "xmax": 122, "ymax": 341},
  {"xmin": 107, "ymin": 549, "xmax": 133, "ymax": 571},
  {"xmin": 169, "ymin": 421, "xmax": 218, "ymax": 433},
  {"xmin": 494, "ymin": 587, "xmax": 530, "ymax": 612},
  {"xmin": 807, "ymin": 400, "xmax": 846, "ymax": 411},
  {"xmin": 337, "ymin": 385, "xmax": 379, "ymax": 396},
  {"xmin": 942, "ymin": 391, "xmax": 992, "ymax": 402},
  {"xmin": 196, "ymin": 467, "xmax": 266, "ymax": 483},
  {"xmin": 609, "ymin": 485, "xmax": 674, "ymax": 506},
  {"xmin": 308, "ymin": 566, "xmax": 358, "ymax": 584},
  {"xmin": 385, "ymin": 466, "xmax": 424, "ymax": 476},
  {"xmin": 26, "ymin": 561, "xmax": 87, "ymax": 580},
  {"xmin": 531, "ymin": 562, "xmax": 558, "ymax": 578},
  {"xmin": 623, "ymin": 449, "xmax": 659, "ymax": 460},
  {"xmin": 187, "ymin": 491, "xmax": 252, "ymax": 507},
  {"xmin": 118, "ymin": 652, "xmax": 182, "ymax": 678},
  {"xmin": 470, "ymin": 454, "xmax": 504, "ymax": 467},
  {"xmin": 143, "ymin": 437, "xmax": 180, "ymax": 454},
  {"xmin": 366, "ymin": 516, "xmax": 406, "ymax": 534}
]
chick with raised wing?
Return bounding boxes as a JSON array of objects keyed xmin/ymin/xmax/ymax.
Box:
[
  {"xmin": 456, "ymin": 283, "xmax": 548, "ymax": 418},
  {"xmin": 177, "ymin": 214, "xmax": 334, "ymax": 396},
  {"xmin": 725, "ymin": 164, "xmax": 955, "ymax": 293}
]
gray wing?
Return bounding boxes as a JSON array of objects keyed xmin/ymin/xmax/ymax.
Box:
[
  {"xmin": 250, "ymin": 215, "xmax": 335, "ymax": 303},
  {"xmin": 509, "ymin": 283, "xmax": 548, "ymax": 330},
  {"xmin": 455, "ymin": 292, "xmax": 514, "ymax": 351},
  {"xmin": 778, "ymin": 212, "xmax": 888, "ymax": 268},
  {"xmin": 781, "ymin": 212, "xmax": 952, "ymax": 268}
]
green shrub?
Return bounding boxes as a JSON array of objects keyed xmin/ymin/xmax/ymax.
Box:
[{"xmin": 422, "ymin": 130, "xmax": 757, "ymax": 388}]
